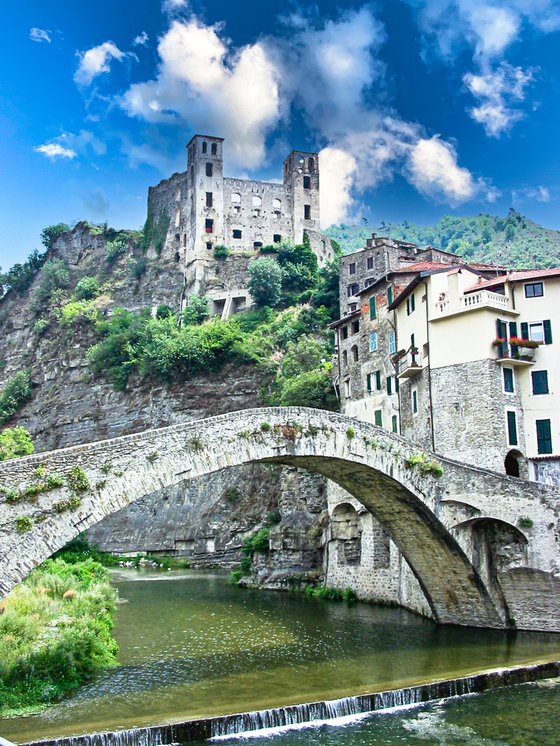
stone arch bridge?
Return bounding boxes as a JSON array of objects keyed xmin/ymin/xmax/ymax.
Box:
[{"xmin": 0, "ymin": 407, "xmax": 559, "ymax": 632}]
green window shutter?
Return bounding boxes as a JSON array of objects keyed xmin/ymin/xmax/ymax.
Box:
[
  {"xmin": 374, "ymin": 409, "xmax": 382, "ymax": 427},
  {"xmin": 497, "ymin": 319, "xmax": 507, "ymax": 338},
  {"xmin": 370, "ymin": 297, "xmax": 376, "ymax": 320},
  {"xmin": 395, "ymin": 376, "xmax": 399, "ymax": 393},
  {"xmin": 375, "ymin": 370, "xmax": 381, "ymax": 390},
  {"xmin": 391, "ymin": 415, "xmax": 398, "ymax": 433},
  {"xmin": 536, "ymin": 419, "xmax": 553, "ymax": 454},
  {"xmin": 366, "ymin": 373, "xmax": 372, "ymax": 393},
  {"xmin": 387, "ymin": 286, "xmax": 393, "ymax": 305},
  {"xmin": 386, "ymin": 376, "xmax": 392, "ymax": 395},
  {"xmin": 544, "ymin": 319, "xmax": 552, "ymax": 345},
  {"xmin": 507, "ymin": 411, "xmax": 518, "ymax": 446},
  {"xmin": 520, "ymin": 322, "xmax": 529, "ymax": 339},
  {"xmin": 509, "ymin": 321, "xmax": 518, "ymax": 338}
]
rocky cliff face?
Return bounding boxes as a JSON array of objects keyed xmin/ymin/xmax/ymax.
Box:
[{"xmin": 0, "ymin": 225, "xmax": 327, "ymax": 580}]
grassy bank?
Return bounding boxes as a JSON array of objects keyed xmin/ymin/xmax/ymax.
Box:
[
  {"xmin": 54, "ymin": 535, "xmax": 192, "ymax": 570},
  {"xmin": 0, "ymin": 558, "xmax": 118, "ymax": 716}
]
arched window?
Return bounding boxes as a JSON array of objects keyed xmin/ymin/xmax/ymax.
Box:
[
  {"xmin": 308, "ymin": 157, "xmax": 315, "ymax": 172},
  {"xmin": 252, "ymin": 195, "xmax": 262, "ymax": 207},
  {"xmin": 202, "ymin": 141, "xmax": 207, "ymax": 154},
  {"xmin": 231, "ymin": 193, "xmax": 241, "ymax": 203},
  {"xmin": 211, "ymin": 142, "xmax": 217, "ymax": 155},
  {"xmin": 351, "ymin": 345, "xmax": 359, "ymax": 362},
  {"xmin": 505, "ymin": 449, "xmax": 523, "ymax": 477},
  {"xmin": 273, "ymin": 198, "xmax": 281, "ymax": 208},
  {"xmin": 331, "ymin": 502, "xmax": 362, "ymax": 566}
]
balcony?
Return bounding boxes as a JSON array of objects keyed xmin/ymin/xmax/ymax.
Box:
[
  {"xmin": 495, "ymin": 341, "xmax": 538, "ymax": 367},
  {"xmin": 396, "ymin": 349, "xmax": 423, "ymax": 379},
  {"xmin": 434, "ymin": 289, "xmax": 516, "ymax": 319}
]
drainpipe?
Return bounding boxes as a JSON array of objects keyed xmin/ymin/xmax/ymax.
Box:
[{"xmin": 424, "ymin": 281, "xmax": 436, "ymax": 452}]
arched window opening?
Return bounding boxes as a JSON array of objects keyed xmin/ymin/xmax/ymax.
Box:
[
  {"xmin": 351, "ymin": 345, "xmax": 359, "ymax": 362},
  {"xmin": 273, "ymin": 198, "xmax": 281, "ymax": 208},
  {"xmin": 252, "ymin": 195, "xmax": 262, "ymax": 207},
  {"xmin": 202, "ymin": 141, "xmax": 207, "ymax": 154},
  {"xmin": 211, "ymin": 142, "xmax": 217, "ymax": 155},
  {"xmin": 331, "ymin": 503, "xmax": 362, "ymax": 566},
  {"xmin": 308, "ymin": 157, "xmax": 315, "ymax": 172},
  {"xmin": 505, "ymin": 449, "xmax": 523, "ymax": 478}
]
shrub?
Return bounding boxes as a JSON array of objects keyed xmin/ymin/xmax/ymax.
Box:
[
  {"xmin": 105, "ymin": 237, "xmax": 129, "ymax": 264},
  {"xmin": 130, "ymin": 256, "xmax": 147, "ymax": 279},
  {"xmin": 67, "ymin": 466, "xmax": 90, "ymax": 492},
  {"xmin": 346, "ymin": 427, "xmax": 356, "ymax": 439},
  {"xmin": 0, "ymin": 371, "xmax": 33, "ymax": 426},
  {"xmin": 182, "ymin": 294, "xmax": 209, "ymax": 326},
  {"xmin": 33, "ymin": 317, "xmax": 50, "ymax": 335},
  {"xmin": 75, "ymin": 276, "xmax": 100, "ymax": 301},
  {"xmin": 248, "ymin": 258, "xmax": 283, "ymax": 307},
  {"xmin": 260, "ymin": 422, "xmax": 271, "ymax": 432},
  {"xmin": 0, "ymin": 427, "xmax": 34, "ymax": 461},
  {"xmin": 15, "ymin": 516, "xmax": 32, "ymax": 533},
  {"xmin": 33, "ymin": 259, "xmax": 70, "ymax": 308},
  {"xmin": 156, "ymin": 304, "xmax": 174, "ymax": 319},
  {"xmin": 518, "ymin": 516, "xmax": 534, "ymax": 529},
  {"xmin": 57, "ymin": 299, "xmax": 98, "ymax": 325},
  {"xmin": 214, "ymin": 245, "xmax": 229, "ymax": 259},
  {"xmin": 0, "ymin": 249, "xmax": 47, "ymax": 298},
  {"xmin": 40, "ymin": 223, "xmax": 71, "ymax": 250}
]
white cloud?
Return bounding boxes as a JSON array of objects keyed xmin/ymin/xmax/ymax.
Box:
[
  {"xmin": 406, "ymin": 1, "xmax": 558, "ymax": 135},
  {"xmin": 318, "ymin": 148, "xmax": 358, "ymax": 227},
  {"xmin": 121, "ymin": 19, "xmax": 280, "ymax": 170},
  {"xmin": 74, "ymin": 41, "xmax": 126, "ymax": 86},
  {"xmin": 512, "ymin": 185, "xmax": 552, "ymax": 203},
  {"xmin": 133, "ymin": 31, "xmax": 149, "ymax": 46},
  {"xmin": 162, "ymin": 0, "xmax": 189, "ymax": 15},
  {"xmin": 406, "ymin": 136, "xmax": 487, "ymax": 205},
  {"xmin": 30, "ymin": 27, "xmax": 51, "ymax": 43},
  {"xmin": 464, "ymin": 62, "xmax": 535, "ymax": 135},
  {"xmin": 34, "ymin": 143, "xmax": 77, "ymax": 160}
]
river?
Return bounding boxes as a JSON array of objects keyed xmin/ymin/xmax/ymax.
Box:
[{"xmin": 3, "ymin": 569, "xmax": 560, "ymax": 744}]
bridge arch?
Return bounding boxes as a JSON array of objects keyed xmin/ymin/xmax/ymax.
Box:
[{"xmin": 0, "ymin": 407, "xmax": 558, "ymax": 630}]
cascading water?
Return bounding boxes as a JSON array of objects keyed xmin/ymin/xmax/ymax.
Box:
[{"xmin": 22, "ymin": 661, "xmax": 560, "ymax": 746}]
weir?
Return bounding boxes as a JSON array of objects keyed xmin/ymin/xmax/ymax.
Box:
[{"xmin": 21, "ymin": 661, "xmax": 560, "ymax": 746}]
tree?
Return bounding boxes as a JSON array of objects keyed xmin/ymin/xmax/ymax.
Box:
[
  {"xmin": 0, "ymin": 371, "xmax": 33, "ymax": 426},
  {"xmin": 0, "ymin": 426, "xmax": 34, "ymax": 461},
  {"xmin": 248, "ymin": 259, "xmax": 282, "ymax": 307},
  {"xmin": 40, "ymin": 223, "xmax": 71, "ymax": 250},
  {"xmin": 182, "ymin": 295, "xmax": 209, "ymax": 326},
  {"xmin": 75, "ymin": 276, "xmax": 100, "ymax": 301},
  {"xmin": 33, "ymin": 259, "xmax": 70, "ymax": 307}
]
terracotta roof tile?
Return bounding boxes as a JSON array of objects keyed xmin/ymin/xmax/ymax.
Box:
[{"xmin": 465, "ymin": 267, "xmax": 560, "ymax": 292}]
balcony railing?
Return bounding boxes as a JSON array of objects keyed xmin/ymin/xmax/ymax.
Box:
[
  {"xmin": 495, "ymin": 342, "xmax": 537, "ymax": 366},
  {"xmin": 396, "ymin": 349, "xmax": 423, "ymax": 378},
  {"xmin": 435, "ymin": 290, "xmax": 513, "ymax": 316}
]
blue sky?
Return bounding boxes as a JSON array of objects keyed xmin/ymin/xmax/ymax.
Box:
[{"xmin": 1, "ymin": 0, "xmax": 560, "ymax": 268}]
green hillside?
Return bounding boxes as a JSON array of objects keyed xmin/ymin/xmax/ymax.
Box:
[{"xmin": 326, "ymin": 209, "xmax": 560, "ymax": 268}]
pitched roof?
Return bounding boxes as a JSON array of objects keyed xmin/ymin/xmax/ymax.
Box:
[
  {"xmin": 391, "ymin": 261, "xmax": 453, "ymax": 273},
  {"xmin": 464, "ymin": 267, "xmax": 560, "ymax": 293}
]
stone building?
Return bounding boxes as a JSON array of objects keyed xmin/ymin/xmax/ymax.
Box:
[
  {"xmin": 326, "ymin": 234, "xmax": 560, "ymax": 607},
  {"xmin": 147, "ymin": 135, "xmax": 333, "ymax": 317}
]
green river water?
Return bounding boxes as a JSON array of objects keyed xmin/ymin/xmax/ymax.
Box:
[{"xmin": 2, "ymin": 569, "xmax": 560, "ymax": 744}]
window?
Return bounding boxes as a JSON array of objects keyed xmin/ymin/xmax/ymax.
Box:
[
  {"xmin": 351, "ymin": 345, "xmax": 359, "ymax": 362},
  {"xmin": 342, "ymin": 350, "xmax": 348, "ymax": 366},
  {"xmin": 536, "ymin": 419, "xmax": 553, "ymax": 454},
  {"xmin": 366, "ymin": 373, "xmax": 372, "ymax": 393},
  {"xmin": 389, "ymin": 333, "xmax": 396, "ymax": 354},
  {"xmin": 349, "ymin": 303, "xmax": 357, "ymax": 312},
  {"xmin": 374, "ymin": 410, "xmax": 383, "ymax": 427},
  {"xmin": 202, "ymin": 141, "xmax": 207, "ymax": 153},
  {"xmin": 205, "ymin": 218, "xmax": 213, "ymax": 233},
  {"xmin": 365, "ymin": 278, "xmax": 374, "ymax": 287},
  {"xmin": 205, "ymin": 162, "xmax": 213, "ymax": 177},
  {"xmin": 412, "ymin": 388, "xmax": 418, "ymax": 415},
  {"xmin": 349, "ymin": 262, "xmax": 356, "ymax": 275},
  {"xmin": 308, "ymin": 157, "xmax": 315, "ymax": 172},
  {"xmin": 347, "ymin": 283, "xmax": 359, "ymax": 297},
  {"xmin": 206, "ymin": 241, "xmax": 213, "ymax": 251},
  {"xmin": 532, "ymin": 370, "xmax": 549, "ymax": 395},
  {"xmin": 206, "ymin": 192, "xmax": 213, "ymax": 207},
  {"xmin": 252, "ymin": 195, "xmax": 262, "ymax": 207},
  {"xmin": 273, "ymin": 234, "xmax": 281, "ymax": 243},
  {"xmin": 369, "ymin": 332, "xmax": 378, "ymax": 352},
  {"xmin": 232, "ymin": 229, "xmax": 242, "ymax": 239},
  {"xmin": 211, "ymin": 142, "xmax": 217, "ymax": 155},
  {"xmin": 174, "ymin": 208, "xmax": 180, "ymax": 227},
  {"xmin": 503, "ymin": 367, "xmax": 514, "ymax": 393},
  {"xmin": 369, "ymin": 297, "xmax": 376, "ymax": 320},
  {"xmin": 387, "ymin": 376, "xmax": 392, "ymax": 395},
  {"xmin": 304, "ymin": 204, "xmax": 311, "ymax": 220},
  {"xmin": 303, "ymin": 175, "xmax": 311, "ymax": 189},
  {"xmin": 254, "ymin": 242, "xmax": 263, "ymax": 249},
  {"xmin": 344, "ymin": 379, "xmax": 350, "ymax": 397},
  {"xmin": 367, "ymin": 257, "xmax": 374, "ymax": 270},
  {"xmin": 387, "ymin": 286, "xmax": 393, "ymax": 305},
  {"xmin": 392, "ymin": 415, "xmax": 398, "ymax": 433},
  {"xmin": 525, "ymin": 282, "xmax": 543, "ymax": 298},
  {"xmin": 521, "ymin": 320, "xmax": 552, "ymax": 345},
  {"xmin": 351, "ymin": 320, "xmax": 359, "ymax": 334},
  {"xmin": 273, "ymin": 198, "xmax": 281, "ymax": 209},
  {"xmin": 406, "ymin": 294, "xmax": 416, "ymax": 315},
  {"xmin": 231, "ymin": 192, "xmax": 241, "ymax": 203},
  {"xmin": 506, "ymin": 410, "xmax": 518, "ymax": 446},
  {"xmin": 375, "ymin": 370, "xmax": 381, "ymax": 390},
  {"xmin": 341, "ymin": 326, "xmax": 348, "ymax": 340}
]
